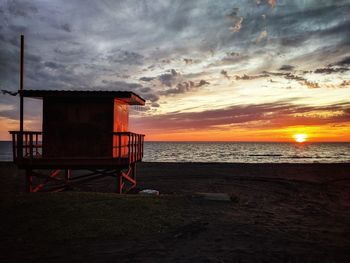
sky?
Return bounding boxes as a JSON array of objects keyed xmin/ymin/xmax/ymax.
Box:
[{"xmin": 0, "ymin": 0, "xmax": 350, "ymax": 142}]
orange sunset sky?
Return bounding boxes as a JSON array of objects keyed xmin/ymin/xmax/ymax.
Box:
[{"xmin": 0, "ymin": 0, "xmax": 350, "ymax": 142}]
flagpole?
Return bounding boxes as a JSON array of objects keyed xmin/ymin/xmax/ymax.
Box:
[{"xmin": 19, "ymin": 35, "xmax": 24, "ymax": 158}]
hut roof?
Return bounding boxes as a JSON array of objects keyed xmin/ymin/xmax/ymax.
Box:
[{"xmin": 20, "ymin": 90, "xmax": 145, "ymax": 105}]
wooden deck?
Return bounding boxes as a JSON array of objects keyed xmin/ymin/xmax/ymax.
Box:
[
  {"xmin": 9, "ymin": 131, "xmax": 145, "ymax": 193},
  {"xmin": 9, "ymin": 131, "xmax": 144, "ymax": 169}
]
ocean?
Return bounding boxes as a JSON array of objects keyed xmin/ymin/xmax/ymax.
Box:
[{"xmin": 1, "ymin": 141, "xmax": 349, "ymax": 163}]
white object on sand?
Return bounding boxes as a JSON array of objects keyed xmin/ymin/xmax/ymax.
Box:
[{"xmin": 139, "ymin": 189, "xmax": 159, "ymax": 195}]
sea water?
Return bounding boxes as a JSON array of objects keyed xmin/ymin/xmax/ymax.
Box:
[{"xmin": 1, "ymin": 141, "xmax": 349, "ymax": 163}]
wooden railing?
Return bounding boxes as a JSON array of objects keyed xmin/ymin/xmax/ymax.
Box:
[
  {"xmin": 9, "ymin": 131, "xmax": 42, "ymax": 160},
  {"xmin": 9, "ymin": 131, "xmax": 145, "ymax": 164},
  {"xmin": 112, "ymin": 132, "xmax": 145, "ymax": 163}
]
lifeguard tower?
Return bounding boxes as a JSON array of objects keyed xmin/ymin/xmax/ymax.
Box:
[{"xmin": 10, "ymin": 36, "xmax": 145, "ymax": 193}]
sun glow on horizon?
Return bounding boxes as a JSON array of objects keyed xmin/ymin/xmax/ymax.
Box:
[{"xmin": 294, "ymin": 133, "xmax": 308, "ymax": 143}]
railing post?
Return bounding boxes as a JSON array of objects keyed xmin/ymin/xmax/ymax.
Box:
[
  {"xmin": 136, "ymin": 134, "xmax": 139, "ymax": 161},
  {"xmin": 25, "ymin": 133, "xmax": 28, "ymax": 156},
  {"xmin": 35, "ymin": 133, "xmax": 38, "ymax": 155},
  {"xmin": 141, "ymin": 135, "xmax": 144, "ymax": 158},
  {"xmin": 133, "ymin": 133, "xmax": 135, "ymax": 163},
  {"xmin": 133, "ymin": 134, "xmax": 136, "ymax": 162},
  {"xmin": 136, "ymin": 134, "xmax": 138, "ymax": 161},
  {"xmin": 128, "ymin": 133, "xmax": 131, "ymax": 162},
  {"xmin": 29, "ymin": 133, "xmax": 33, "ymax": 159},
  {"xmin": 131, "ymin": 133, "xmax": 133, "ymax": 161},
  {"xmin": 11, "ymin": 133, "xmax": 16, "ymax": 160},
  {"xmin": 118, "ymin": 133, "xmax": 121, "ymax": 159}
]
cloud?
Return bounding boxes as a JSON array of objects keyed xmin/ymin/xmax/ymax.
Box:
[
  {"xmin": 234, "ymin": 73, "xmax": 269, "ymax": 80},
  {"xmin": 226, "ymin": 52, "xmax": 240, "ymax": 57},
  {"xmin": 139, "ymin": 77, "xmax": 156, "ymax": 82},
  {"xmin": 6, "ymin": 0, "xmax": 37, "ymax": 17},
  {"xmin": 335, "ymin": 57, "xmax": 350, "ymax": 66},
  {"xmin": 100, "ymin": 80, "xmax": 159, "ymax": 103},
  {"xmin": 229, "ymin": 17, "xmax": 244, "ymax": 33},
  {"xmin": 227, "ymin": 8, "xmax": 244, "ymax": 33},
  {"xmin": 303, "ymin": 80, "xmax": 320, "ymax": 89},
  {"xmin": 197, "ymin": 80, "xmax": 210, "ymax": 87},
  {"xmin": 133, "ymin": 101, "xmax": 350, "ymax": 131},
  {"xmin": 159, "ymin": 69, "xmax": 179, "ymax": 87},
  {"xmin": 314, "ymin": 67, "xmax": 349, "ymax": 74},
  {"xmin": 220, "ymin": 70, "xmax": 230, "ymax": 80},
  {"xmin": 44, "ymin": 61, "xmax": 66, "ymax": 70},
  {"xmin": 106, "ymin": 49, "xmax": 144, "ymax": 65},
  {"xmin": 279, "ymin": 65, "xmax": 295, "ymax": 71},
  {"xmin": 340, "ymin": 80, "xmax": 350, "ymax": 88},
  {"xmin": 256, "ymin": 0, "xmax": 277, "ymax": 8},
  {"xmin": 60, "ymin": 23, "xmax": 71, "ymax": 33},
  {"xmin": 256, "ymin": 30, "xmax": 268, "ymax": 43},
  {"xmin": 161, "ymin": 81, "xmax": 194, "ymax": 96},
  {"xmin": 183, "ymin": 58, "xmax": 193, "ymax": 64},
  {"xmin": 160, "ymin": 79, "xmax": 208, "ymax": 96}
]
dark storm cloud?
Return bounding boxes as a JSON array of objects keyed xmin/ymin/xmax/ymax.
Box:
[
  {"xmin": 234, "ymin": 73, "xmax": 269, "ymax": 80},
  {"xmin": 60, "ymin": 24, "xmax": 71, "ymax": 33},
  {"xmin": 160, "ymin": 78, "xmax": 209, "ymax": 96},
  {"xmin": 279, "ymin": 65, "xmax": 294, "ymax": 71},
  {"xmin": 160, "ymin": 81, "xmax": 195, "ymax": 96},
  {"xmin": 139, "ymin": 77, "xmax": 156, "ymax": 82},
  {"xmin": 100, "ymin": 80, "xmax": 159, "ymax": 103},
  {"xmin": 101, "ymin": 80, "xmax": 143, "ymax": 91},
  {"xmin": 6, "ymin": 0, "xmax": 38, "ymax": 17},
  {"xmin": 220, "ymin": 70, "xmax": 230, "ymax": 80},
  {"xmin": 262, "ymin": 71, "xmax": 322, "ymax": 89},
  {"xmin": 183, "ymin": 58, "xmax": 193, "ymax": 64},
  {"xmin": 197, "ymin": 80, "xmax": 210, "ymax": 87},
  {"xmin": 158, "ymin": 69, "xmax": 179, "ymax": 87},
  {"xmin": 335, "ymin": 57, "xmax": 350, "ymax": 66},
  {"xmin": 142, "ymin": 93, "xmax": 159, "ymax": 103},
  {"xmin": 106, "ymin": 49, "xmax": 144, "ymax": 65},
  {"xmin": 44, "ymin": 61, "xmax": 66, "ymax": 70},
  {"xmin": 314, "ymin": 67, "xmax": 349, "ymax": 74}
]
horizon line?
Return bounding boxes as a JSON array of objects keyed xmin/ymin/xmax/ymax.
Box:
[{"xmin": 0, "ymin": 140, "xmax": 349, "ymax": 143}]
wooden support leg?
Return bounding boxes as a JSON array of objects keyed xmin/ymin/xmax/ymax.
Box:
[
  {"xmin": 65, "ymin": 169, "xmax": 71, "ymax": 182},
  {"xmin": 117, "ymin": 171, "xmax": 123, "ymax": 194},
  {"xmin": 118, "ymin": 165, "xmax": 137, "ymax": 194},
  {"xmin": 132, "ymin": 163, "xmax": 136, "ymax": 183},
  {"xmin": 26, "ymin": 169, "xmax": 33, "ymax": 193}
]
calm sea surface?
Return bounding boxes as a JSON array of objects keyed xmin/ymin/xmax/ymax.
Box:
[{"xmin": 1, "ymin": 141, "xmax": 349, "ymax": 163}]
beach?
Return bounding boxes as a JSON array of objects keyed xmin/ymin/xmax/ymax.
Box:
[{"xmin": 1, "ymin": 162, "xmax": 350, "ymax": 262}]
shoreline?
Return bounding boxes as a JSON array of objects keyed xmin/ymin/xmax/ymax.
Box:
[{"xmin": 1, "ymin": 161, "xmax": 349, "ymax": 194}]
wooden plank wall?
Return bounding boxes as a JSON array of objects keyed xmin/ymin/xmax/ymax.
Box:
[{"xmin": 42, "ymin": 97, "xmax": 114, "ymax": 158}]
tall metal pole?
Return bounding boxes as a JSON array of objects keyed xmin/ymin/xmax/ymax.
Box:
[{"xmin": 19, "ymin": 35, "xmax": 24, "ymax": 158}]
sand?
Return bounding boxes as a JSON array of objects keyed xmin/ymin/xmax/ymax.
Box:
[{"xmin": 1, "ymin": 162, "xmax": 350, "ymax": 262}]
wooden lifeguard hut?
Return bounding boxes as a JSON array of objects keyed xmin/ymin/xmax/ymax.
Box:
[{"xmin": 10, "ymin": 36, "xmax": 145, "ymax": 193}]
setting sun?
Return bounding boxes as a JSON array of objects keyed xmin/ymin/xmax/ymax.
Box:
[{"xmin": 294, "ymin": 134, "xmax": 308, "ymax": 143}]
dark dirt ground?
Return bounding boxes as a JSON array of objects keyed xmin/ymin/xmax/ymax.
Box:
[{"xmin": 1, "ymin": 162, "xmax": 350, "ymax": 262}]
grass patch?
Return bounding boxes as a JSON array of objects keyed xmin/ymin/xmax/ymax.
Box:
[{"xmin": 0, "ymin": 192, "xmax": 187, "ymax": 243}]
